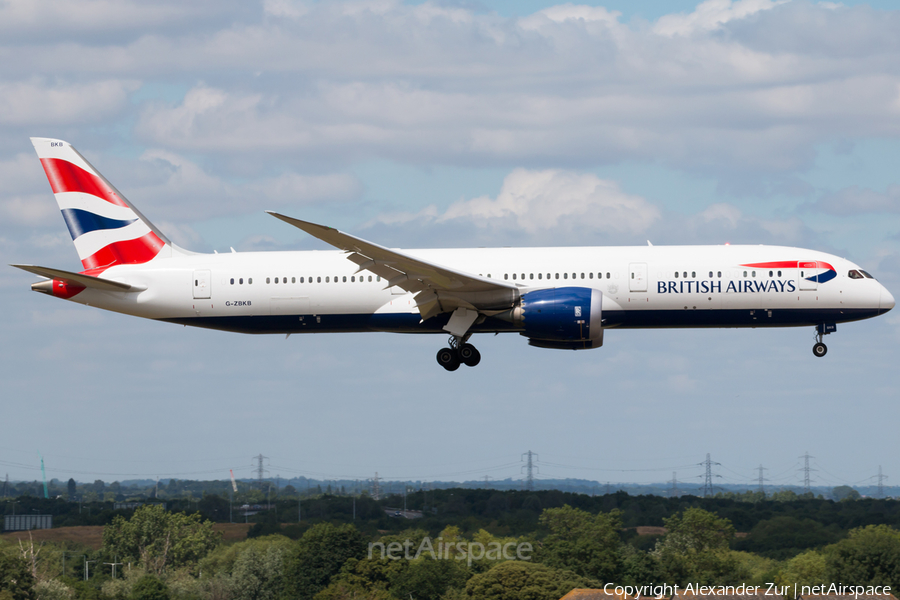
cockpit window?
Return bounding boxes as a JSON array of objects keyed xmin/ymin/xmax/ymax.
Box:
[
  {"xmin": 848, "ymin": 270, "xmax": 864, "ymax": 279},
  {"xmin": 860, "ymin": 270, "xmax": 875, "ymax": 279}
]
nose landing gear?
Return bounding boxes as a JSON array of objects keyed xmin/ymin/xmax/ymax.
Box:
[
  {"xmin": 812, "ymin": 323, "xmax": 835, "ymax": 358},
  {"xmin": 436, "ymin": 336, "xmax": 481, "ymax": 371}
]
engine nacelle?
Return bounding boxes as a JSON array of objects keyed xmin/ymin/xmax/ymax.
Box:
[{"xmin": 497, "ymin": 287, "xmax": 603, "ymax": 350}]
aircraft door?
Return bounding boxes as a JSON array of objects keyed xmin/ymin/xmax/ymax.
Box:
[
  {"xmin": 798, "ymin": 261, "xmax": 817, "ymax": 291},
  {"xmin": 629, "ymin": 263, "xmax": 648, "ymax": 292},
  {"xmin": 193, "ymin": 270, "xmax": 211, "ymax": 299}
]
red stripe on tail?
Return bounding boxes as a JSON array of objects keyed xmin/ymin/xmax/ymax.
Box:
[
  {"xmin": 40, "ymin": 158, "xmax": 127, "ymax": 206},
  {"xmin": 81, "ymin": 232, "xmax": 165, "ymax": 271}
]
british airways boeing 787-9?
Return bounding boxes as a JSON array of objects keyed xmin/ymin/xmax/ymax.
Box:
[{"xmin": 13, "ymin": 138, "xmax": 895, "ymax": 370}]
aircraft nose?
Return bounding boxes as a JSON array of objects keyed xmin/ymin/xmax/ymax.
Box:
[{"xmin": 882, "ymin": 286, "xmax": 895, "ymax": 313}]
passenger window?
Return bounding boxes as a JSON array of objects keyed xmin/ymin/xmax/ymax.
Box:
[
  {"xmin": 377, "ymin": 276, "xmax": 381, "ymax": 282},
  {"xmin": 248, "ymin": 278, "xmax": 252, "ymax": 284},
  {"xmin": 343, "ymin": 276, "xmax": 347, "ymax": 282},
  {"xmin": 778, "ymin": 270, "xmax": 782, "ymax": 277},
  {"xmin": 717, "ymin": 271, "xmax": 722, "ymax": 277},
  {"xmin": 512, "ymin": 273, "xmax": 516, "ymax": 280},
  {"xmin": 317, "ymin": 277, "xmax": 321, "ymax": 283},
  {"xmin": 572, "ymin": 273, "xmax": 576, "ymax": 279},
  {"xmin": 691, "ymin": 271, "xmax": 696, "ymax": 278},
  {"xmin": 589, "ymin": 273, "xmax": 593, "ymax": 279},
  {"xmin": 708, "ymin": 271, "xmax": 713, "ymax": 278},
  {"xmin": 529, "ymin": 273, "xmax": 534, "ymax": 280},
  {"xmin": 538, "ymin": 273, "xmax": 543, "ymax": 279},
  {"xmin": 606, "ymin": 272, "xmax": 611, "ymax": 279},
  {"xmin": 521, "ymin": 273, "xmax": 525, "ymax": 280},
  {"xmin": 239, "ymin": 278, "xmax": 243, "ymax": 284},
  {"xmin": 743, "ymin": 271, "xmax": 747, "ymax": 277},
  {"xmin": 300, "ymin": 277, "xmax": 304, "ymax": 283},
  {"xmin": 230, "ymin": 278, "xmax": 234, "ymax": 285},
  {"xmin": 675, "ymin": 272, "xmax": 679, "ymax": 278},
  {"xmin": 752, "ymin": 271, "xmax": 756, "ymax": 277},
  {"xmin": 505, "ymin": 274, "xmax": 509, "ymax": 280},
  {"xmin": 326, "ymin": 277, "xmax": 330, "ymax": 283},
  {"xmin": 564, "ymin": 273, "xmax": 568, "ymax": 279},
  {"xmin": 275, "ymin": 277, "xmax": 279, "ymax": 284},
  {"xmin": 555, "ymin": 273, "xmax": 559, "ymax": 279},
  {"xmin": 768, "ymin": 270, "xmax": 773, "ymax": 277},
  {"xmin": 581, "ymin": 273, "xmax": 585, "ymax": 279}
]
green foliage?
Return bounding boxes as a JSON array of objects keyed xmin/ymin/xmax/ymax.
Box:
[
  {"xmin": 653, "ymin": 508, "xmax": 740, "ymax": 585},
  {"xmin": 538, "ymin": 505, "xmax": 623, "ymax": 583},
  {"xmin": 0, "ymin": 552, "xmax": 34, "ymax": 600},
  {"xmin": 389, "ymin": 556, "xmax": 468, "ymax": 600},
  {"xmin": 729, "ymin": 551, "xmax": 780, "ymax": 586},
  {"xmin": 832, "ymin": 486, "xmax": 861, "ymax": 501},
  {"xmin": 230, "ymin": 543, "xmax": 285, "ymax": 600},
  {"xmin": 465, "ymin": 561, "xmax": 597, "ymax": 600},
  {"xmin": 825, "ymin": 524, "xmax": 900, "ymax": 589},
  {"xmin": 129, "ymin": 575, "xmax": 169, "ymax": 600},
  {"xmin": 32, "ymin": 579, "xmax": 74, "ymax": 600},
  {"xmin": 282, "ymin": 523, "xmax": 367, "ymax": 600},
  {"xmin": 735, "ymin": 516, "xmax": 843, "ymax": 559},
  {"xmin": 102, "ymin": 505, "xmax": 220, "ymax": 575},
  {"xmin": 198, "ymin": 535, "xmax": 293, "ymax": 577},
  {"xmin": 775, "ymin": 550, "xmax": 828, "ymax": 590}
]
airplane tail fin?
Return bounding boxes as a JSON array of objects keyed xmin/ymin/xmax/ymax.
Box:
[{"xmin": 30, "ymin": 137, "xmax": 175, "ymax": 274}]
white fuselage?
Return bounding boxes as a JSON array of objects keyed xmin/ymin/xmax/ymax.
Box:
[{"xmin": 54, "ymin": 244, "xmax": 893, "ymax": 336}]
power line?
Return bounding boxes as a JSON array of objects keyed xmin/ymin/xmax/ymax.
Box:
[
  {"xmin": 252, "ymin": 454, "xmax": 269, "ymax": 489},
  {"xmin": 877, "ymin": 466, "xmax": 888, "ymax": 499},
  {"xmin": 799, "ymin": 452, "xmax": 816, "ymax": 492},
  {"xmin": 521, "ymin": 451, "xmax": 538, "ymax": 491},
  {"xmin": 757, "ymin": 465, "xmax": 768, "ymax": 495},
  {"xmin": 700, "ymin": 453, "xmax": 722, "ymax": 497}
]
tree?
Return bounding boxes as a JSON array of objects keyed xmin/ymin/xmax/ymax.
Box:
[
  {"xmin": 832, "ymin": 486, "xmax": 861, "ymax": 501},
  {"xmin": 130, "ymin": 574, "xmax": 169, "ymax": 600},
  {"xmin": 826, "ymin": 525, "xmax": 900, "ymax": 589},
  {"xmin": 0, "ymin": 553, "xmax": 34, "ymax": 600},
  {"xmin": 230, "ymin": 544, "xmax": 285, "ymax": 600},
  {"xmin": 102, "ymin": 505, "xmax": 220, "ymax": 575},
  {"xmin": 282, "ymin": 523, "xmax": 367, "ymax": 600},
  {"xmin": 652, "ymin": 508, "xmax": 740, "ymax": 585},
  {"xmin": 775, "ymin": 550, "xmax": 828, "ymax": 590},
  {"xmin": 538, "ymin": 505, "xmax": 623, "ymax": 583},
  {"xmin": 465, "ymin": 561, "xmax": 597, "ymax": 600},
  {"xmin": 66, "ymin": 479, "xmax": 76, "ymax": 501},
  {"xmin": 389, "ymin": 556, "xmax": 468, "ymax": 599}
]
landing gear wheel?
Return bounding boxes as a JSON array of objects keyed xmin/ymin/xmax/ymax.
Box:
[
  {"xmin": 459, "ymin": 344, "xmax": 481, "ymax": 367},
  {"xmin": 436, "ymin": 348, "xmax": 460, "ymax": 371},
  {"xmin": 813, "ymin": 342, "xmax": 827, "ymax": 357}
]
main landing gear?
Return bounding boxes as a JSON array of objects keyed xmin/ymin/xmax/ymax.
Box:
[
  {"xmin": 812, "ymin": 323, "xmax": 836, "ymax": 358},
  {"xmin": 436, "ymin": 336, "xmax": 481, "ymax": 371}
]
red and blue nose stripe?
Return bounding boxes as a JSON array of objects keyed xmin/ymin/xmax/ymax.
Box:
[{"xmin": 741, "ymin": 260, "xmax": 837, "ymax": 284}]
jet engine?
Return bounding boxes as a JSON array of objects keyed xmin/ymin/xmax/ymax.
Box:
[{"xmin": 496, "ymin": 287, "xmax": 603, "ymax": 350}]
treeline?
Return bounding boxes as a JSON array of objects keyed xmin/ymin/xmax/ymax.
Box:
[
  {"xmin": 3, "ymin": 488, "xmax": 900, "ymax": 541},
  {"xmin": 4, "ymin": 501, "xmax": 900, "ymax": 600}
]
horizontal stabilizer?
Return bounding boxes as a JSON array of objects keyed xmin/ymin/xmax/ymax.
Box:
[{"xmin": 10, "ymin": 264, "xmax": 142, "ymax": 292}]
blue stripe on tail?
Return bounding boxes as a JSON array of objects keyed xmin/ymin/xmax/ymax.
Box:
[{"xmin": 60, "ymin": 208, "xmax": 137, "ymax": 240}]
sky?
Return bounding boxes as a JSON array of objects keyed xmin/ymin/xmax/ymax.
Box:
[{"xmin": 2, "ymin": 0, "xmax": 900, "ymax": 493}]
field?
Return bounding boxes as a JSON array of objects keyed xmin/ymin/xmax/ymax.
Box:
[{"xmin": 1, "ymin": 523, "xmax": 251, "ymax": 550}]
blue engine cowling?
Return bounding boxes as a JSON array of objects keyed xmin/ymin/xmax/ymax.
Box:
[{"xmin": 498, "ymin": 287, "xmax": 603, "ymax": 350}]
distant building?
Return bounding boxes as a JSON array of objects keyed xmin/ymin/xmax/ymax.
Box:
[
  {"xmin": 559, "ymin": 590, "xmax": 632, "ymax": 600},
  {"xmin": 3, "ymin": 514, "xmax": 52, "ymax": 532}
]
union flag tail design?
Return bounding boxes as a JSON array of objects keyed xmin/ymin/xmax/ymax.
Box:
[{"xmin": 31, "ymin": 138, "xmax": 171, "ymax": 274}]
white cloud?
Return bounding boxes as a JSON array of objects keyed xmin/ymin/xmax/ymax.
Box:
[
  {"xmin": 370, "ymin": 168, "xmax": 660, "ymax": 239},
  {"xmin": 0, "ymin": 79, "xmax": 139, "ymax": 126},
  {"xmin": 654, "ymin": 0, "xmax": 787, "ymax": 37},
  {"xmin": 812, "ymin": 185, "xmax": 900, "ymax": 215}
]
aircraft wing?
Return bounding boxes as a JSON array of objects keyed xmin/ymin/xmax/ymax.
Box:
[
  {"xmin": 267, "ymin": 212, "xmax": 519, "ymax": 322},
  {"xmin": 11, "ymin": 264, "xmax": 143, "ymax": 292}
]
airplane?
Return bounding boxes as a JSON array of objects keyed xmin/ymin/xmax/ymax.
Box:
[{"xmin": 12, "ymin": 138, "xmax": 895, "ymax": 371}]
